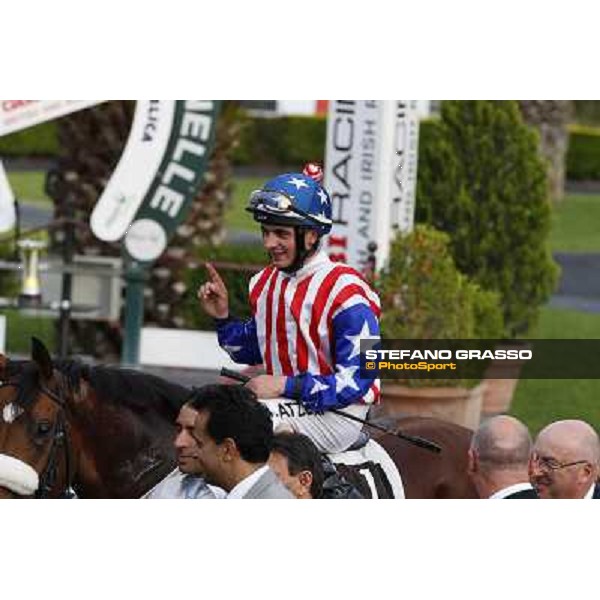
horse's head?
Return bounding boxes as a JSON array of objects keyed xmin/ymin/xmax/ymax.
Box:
[{"xmin": 0, "ymin": 338, "xmax": 76, "ymax": 499}]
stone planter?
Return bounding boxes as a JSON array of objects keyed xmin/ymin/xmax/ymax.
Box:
[
  {"xmin": 481, "ymin": 377, "xmax": 521, "ymax": 416},
  {"xmin": 379, "ymin": 381, "xmax": 487, "ymax": 430},
  {"xmin": 481, "ymin": 343, "xmax": 531, "ymax": 416}
]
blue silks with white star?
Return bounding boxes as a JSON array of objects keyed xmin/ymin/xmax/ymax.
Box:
[{"xmin": 284, "ymin": 303, "xmax": 380, "ymax": 412}]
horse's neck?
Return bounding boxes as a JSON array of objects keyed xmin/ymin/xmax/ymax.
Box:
[{"xmin": 67, "ymin": 385, "xmax": 178, "ymax": 499}]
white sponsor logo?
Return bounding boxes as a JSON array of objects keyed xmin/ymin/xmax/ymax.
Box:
[{"xmin": 124, "ymin": 219, "xmax": 167, "ymax": 262}]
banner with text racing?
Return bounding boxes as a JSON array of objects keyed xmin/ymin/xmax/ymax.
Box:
[
  {"xmin": 0, "ymin": 100, "xmax": 103, "ymax": 136},
  {"xmin": 324, "ymin": 100, "xmax": 420, "ymax": 273},
  {"xmin": 360, "ymin": 339, "xmax": 600, "ymax": 380}
]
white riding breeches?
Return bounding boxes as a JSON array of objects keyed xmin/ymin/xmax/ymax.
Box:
[{"xmin": 259, "ymin": 399, "xmax": 368, "ymax": 454}]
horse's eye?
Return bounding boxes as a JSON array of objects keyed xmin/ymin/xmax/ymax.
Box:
[{"xmin": 35, "ymin": 421, "xmax": 52, "ymax": 437}]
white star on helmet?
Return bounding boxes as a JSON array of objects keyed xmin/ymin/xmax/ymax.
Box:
[
  {"xmin": 288, "ymin": 177, "xmax": 309, "ymax": 190},
  {"xmin": 318, "ymin": 189, "xmax": 330, "ymax": 205},
  {"xmin": 315, "ymin": 211, "xmax": 332, "ymax": 224}
]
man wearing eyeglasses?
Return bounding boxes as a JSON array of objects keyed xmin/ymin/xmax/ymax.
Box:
[
  {"xmin": 197, "ymin": 164, "xmax": 381, "ymax": 455},
  {"xmin": 468, "ymin": 415, "xmax": 538, "ymax": 499},
  {"xmin": 529, "ymin": 419, "xmax": 600, "ymax": 499}
]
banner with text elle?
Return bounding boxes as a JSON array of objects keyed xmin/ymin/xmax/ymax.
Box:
[{"xmin": 89, "ymin": 101, "xmax": 221, "ymax": 265}]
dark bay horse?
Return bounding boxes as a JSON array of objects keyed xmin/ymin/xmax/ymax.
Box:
[
  {"xmin": 0, "ymin": 338, "xmax": 189, "ymax": 499},
  {"xmin": 0, "ymin": 338, "xmax": 477, "ymax": 499}
]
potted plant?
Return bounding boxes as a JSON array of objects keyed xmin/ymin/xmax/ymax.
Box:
[{"xmin": 376, "ymin": 225, "xmax": 504, "ymax": 429}]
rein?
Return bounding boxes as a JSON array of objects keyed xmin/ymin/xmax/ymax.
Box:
[{"xmin": 35, "ymin": 382, "xmax": 76, "ymax": 499}]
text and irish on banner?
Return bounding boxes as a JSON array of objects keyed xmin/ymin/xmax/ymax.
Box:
[
  {"xmin": 0, "ymin": 100, "xmax": 103, "ymax": 136},
  {"xmin": 91, "ymin": 100, "xmax": 221, "ymax": 265},
  {"xmin": 323, "ymin": 100, "xmax": 420, "ymax": 273}
]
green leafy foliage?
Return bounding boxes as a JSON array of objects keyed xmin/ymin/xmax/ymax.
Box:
[
  {"xmin": 416, "ymin": 101, "xmax": 559, "ymax": 337},
  {"xmin": 0, "ymin": 122, "xmax": 59, "ymax": 156},
  {"xmin": 377, "ymin": 225, "xmax": 503, "ymax": 387},
  {"xmin": 378, "ymin": 225, "xmax": 503, "ymax": 340},
  {"xmin": 572, "ymin": 101, "xmax": 600, "ymax": 126},
  {"xmin": 565, "ymin": 124, "xmax": 600, "ymax": 180},
  {"xmin": 233, "ymin": 116, "xmax": 327, "ymax": 166}
]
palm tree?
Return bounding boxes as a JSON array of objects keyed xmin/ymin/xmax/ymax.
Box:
[{"xmin": 518, "ymin": 100, "xmax": 572, "ymax": 203}]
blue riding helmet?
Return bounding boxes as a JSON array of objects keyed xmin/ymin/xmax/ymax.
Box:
[{"xmin": 246, "ymin": 173, "xmax": 333, "ymax": 236}]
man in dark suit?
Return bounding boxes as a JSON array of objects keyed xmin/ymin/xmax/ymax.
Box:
[
  {"xmin": 468, "ymin": 415, "xmax": 538, "ymax": 499},
  {"xmin": 188, "ymin": 384, "xmax": 294, "ymax": 499},
  {"xmin": 529, "ymin": 420, "xmax": 600, "ymax": 499}
]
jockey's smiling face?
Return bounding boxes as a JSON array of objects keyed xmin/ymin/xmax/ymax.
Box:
[
  {"xmin": 174, "ymin": 405, "xmax": 205, "ymax": 475},
  {"xmin": 261, "ymin": 225, "xmax": 318, "ymax": 270}
]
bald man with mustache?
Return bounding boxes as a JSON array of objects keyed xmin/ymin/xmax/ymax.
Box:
[{"xmin": 529, "ymin": 420, "xmax": 600, "ymax": 499}]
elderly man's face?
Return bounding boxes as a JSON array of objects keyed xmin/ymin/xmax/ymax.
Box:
[{"xmin": 529, "ymin": 438, "xmax": 593, "ymax": 499}]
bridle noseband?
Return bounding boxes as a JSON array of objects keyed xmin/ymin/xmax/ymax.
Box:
[{"xmin": 1, "ymin": 379, "xmax": 76, "ymax": 499}]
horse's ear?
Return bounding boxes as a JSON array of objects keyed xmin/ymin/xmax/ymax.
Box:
[
  {"xmin": 0, "ymin": 353, "xmax": 6, "ymax": 379},
  {"xmin": 31, "ymin": 337, "xmax": 53, "ymax": 381}
]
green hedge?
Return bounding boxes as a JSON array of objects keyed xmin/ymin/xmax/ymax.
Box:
[
  {"xmin": 233, "ymin": 115, "xmax": 327, "ymax": 166},
  {"xmin": 4, "ymin": 113, "xmax": 600, "ymax": 183},
  {"xmin": 0, "ymin": 121, "xmax": 59, "ymax": 156},
  {"xmin": 565, "ymin": 124, "xmax": 600, "ymax": 180}
]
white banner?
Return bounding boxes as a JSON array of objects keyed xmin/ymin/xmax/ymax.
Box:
[
  {"xmin": 90, "ymin": 100, "xmax": 177, "ymax": 242},
  {"xmin": 0, "ymin": 160, "xmax": 16, "ymax": 233},
  {"xmin": 0, "ymin": 100, "xmax": 103, "ymax": 137},
  {"xmin": 324, "ymin": 100, "xmax": 420, "ymax": 273}
]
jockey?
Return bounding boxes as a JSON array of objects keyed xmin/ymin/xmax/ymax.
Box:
[{"xmin": 197, "ymin": 164, "xmax": 381, "ymax": 454}]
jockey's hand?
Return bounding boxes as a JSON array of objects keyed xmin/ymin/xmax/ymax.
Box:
[
  {"xmin": 245, "ymin": 375, "xmax": 287, "ymax": 399},
  {"xmin": 197, "ymin": 262, "xmax": 229, "ymax": 319}
]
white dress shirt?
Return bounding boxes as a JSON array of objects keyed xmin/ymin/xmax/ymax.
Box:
[
  {"xmin": 143, "ymin": 469, "xmax": 226, "ymax": 499},
  {"xmin": 226, "ymin": 465, "xmax": 269, "ymax": 499},
  {"xmin": 583, "ymin": 483, "xmax": 595, "ymax": 499},
  {"xmin": 489, "ymin": 482, "xmax": 535, "ymax": 499}
]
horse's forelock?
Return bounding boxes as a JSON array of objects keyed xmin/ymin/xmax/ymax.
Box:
[{"xmin": 14, "ymin": 363, "xmax": 43, "ymax": 409}]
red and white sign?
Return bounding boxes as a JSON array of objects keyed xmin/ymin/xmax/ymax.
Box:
[
  {"xmin": 0, "ymin": 100, "xmax": 103, "ymax": 137},
  {"xmin": 324, "ymin": 100, "xmax": 420, "ymax": 273}
]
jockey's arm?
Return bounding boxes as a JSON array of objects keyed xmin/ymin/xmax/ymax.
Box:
[
  {"xmin": 282, "ymin": 302, "xmax": 379, "ymax": 412},
  {"xmin": 215, "ymin": 316, "xmax": 263, "ymax": 365}
]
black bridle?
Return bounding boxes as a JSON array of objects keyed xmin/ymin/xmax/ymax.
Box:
[{"xmin": 0, "ymin": 379, "xmax": 76, "ymax": 499}]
